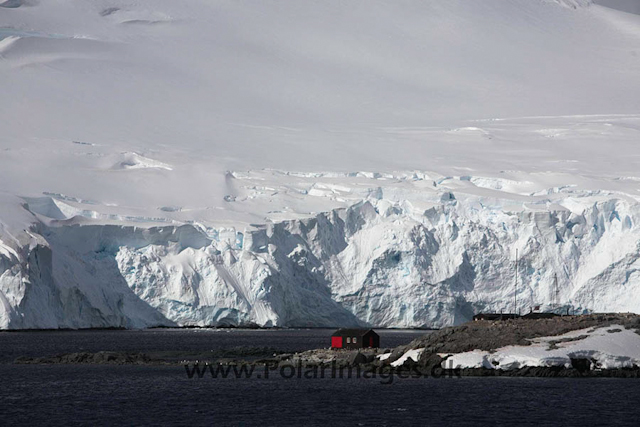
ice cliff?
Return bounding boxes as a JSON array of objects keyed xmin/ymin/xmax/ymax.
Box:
[{"xmin": 3, "ymin": 185, "xmax": 640, "ymax": 329}]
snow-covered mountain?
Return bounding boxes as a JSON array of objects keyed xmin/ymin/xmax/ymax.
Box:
[{"xmin": 2, "ymin": 0, "xmax": 640, "ymax": 328}]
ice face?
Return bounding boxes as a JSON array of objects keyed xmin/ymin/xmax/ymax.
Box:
[{"xmin": 3, "ymin": 189, "xmax": 640, "ymax": 329}]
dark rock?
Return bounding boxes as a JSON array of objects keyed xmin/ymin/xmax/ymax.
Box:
[
  {"xmin": 406, "ymin": 313, "xmax": 640, "ymax": 355},
  {"xmin": 348, "ymin": 352, "xmax": 368, "ymax": 366},
  {"xmin": 14, "ymin": 351, "xmax": 153, "ymax": 365}
]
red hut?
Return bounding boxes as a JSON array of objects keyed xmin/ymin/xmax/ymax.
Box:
[{"xmin": 331, "ymin": 329, "xmax": 379, "ymax": 349}]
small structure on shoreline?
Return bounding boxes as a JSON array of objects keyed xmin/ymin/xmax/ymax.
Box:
[
  {"xmin": 473, "ymin": 313, "xmax": 519, "ymax": 321},
  {"xmin": 521, "ymin": 304, "xmax": 563, "ymax": 319},
  {"xmin": 331, "ymin": 329, "xmax": 380, "ymax": 349},
  {"xmin": 475, "ymin": 305, "xmax": 563, "ymax": 322}
]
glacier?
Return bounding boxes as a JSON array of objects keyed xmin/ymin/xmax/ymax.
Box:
[
  {"xmin": 3, "ymin": 176, "xmax": 640, "ymax": 329},
  {"xmin": 2, "ymin": 0, "xmax": 640, "ymax": 328}
]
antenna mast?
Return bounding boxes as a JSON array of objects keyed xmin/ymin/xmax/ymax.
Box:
[
  {"xmin": 514, "ymin": 248, "xmax": 518, "ymax": 316},
  {"xmin": 554, "ymin": 273, "xmax": 559, "ymax": 313}
]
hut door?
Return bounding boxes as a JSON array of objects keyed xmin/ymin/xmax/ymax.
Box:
[{"xmin": 369, "ymin": 336, "xmax": 373, "ymax": 347}]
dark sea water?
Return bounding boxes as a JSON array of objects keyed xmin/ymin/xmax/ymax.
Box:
[
  {"xmin": 2, "ymin": 329, "xmax": 640, "ymax": 426},
  {"xmin": 0, "ymin": 328, "xmax": 425, "ymax": 363}
]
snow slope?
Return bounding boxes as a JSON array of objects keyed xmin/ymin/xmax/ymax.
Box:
[
  {"xmin": 2, "ymin": 0, "xmax": 640, "ymax": 328},
  {"xmin": 442, "ymin": 325, "xmax": 640, "ymax": 370}
]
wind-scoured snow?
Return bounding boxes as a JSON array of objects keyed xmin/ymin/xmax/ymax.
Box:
[{"xmin": 1, "ymin": 0, "xmax": 640, "ymax": 328}]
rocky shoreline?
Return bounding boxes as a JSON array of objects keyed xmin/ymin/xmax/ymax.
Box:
[{"xmin": 12, "ymin": 314, "xmax": 640, "ymax": 378}]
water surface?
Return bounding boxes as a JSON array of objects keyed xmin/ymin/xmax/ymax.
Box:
[{"xmin": 2, "ymin": 329, "xmax": 640, "ymax": 426}]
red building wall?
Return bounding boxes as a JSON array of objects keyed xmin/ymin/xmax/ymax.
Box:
[{"xmin": 331, "ymin": 336, "xmax": 343, "ymax": 349}]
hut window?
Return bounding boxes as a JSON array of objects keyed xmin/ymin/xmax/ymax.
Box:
[
  {"xmin": 353, "ymin": 337, "xmax": 357, "ymax": 343},
  {"xmin": 346, "ymin": 337, "xmax": 351, "ymax": 343}
]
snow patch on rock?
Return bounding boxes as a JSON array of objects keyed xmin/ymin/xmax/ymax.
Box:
[
  {"xmin": 391, "ymin": 348, "xmax": 425, "ymax": 367},
  {"xmin": 442, "ymin": 325, "xmax": 640, "ymax": 370}
]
